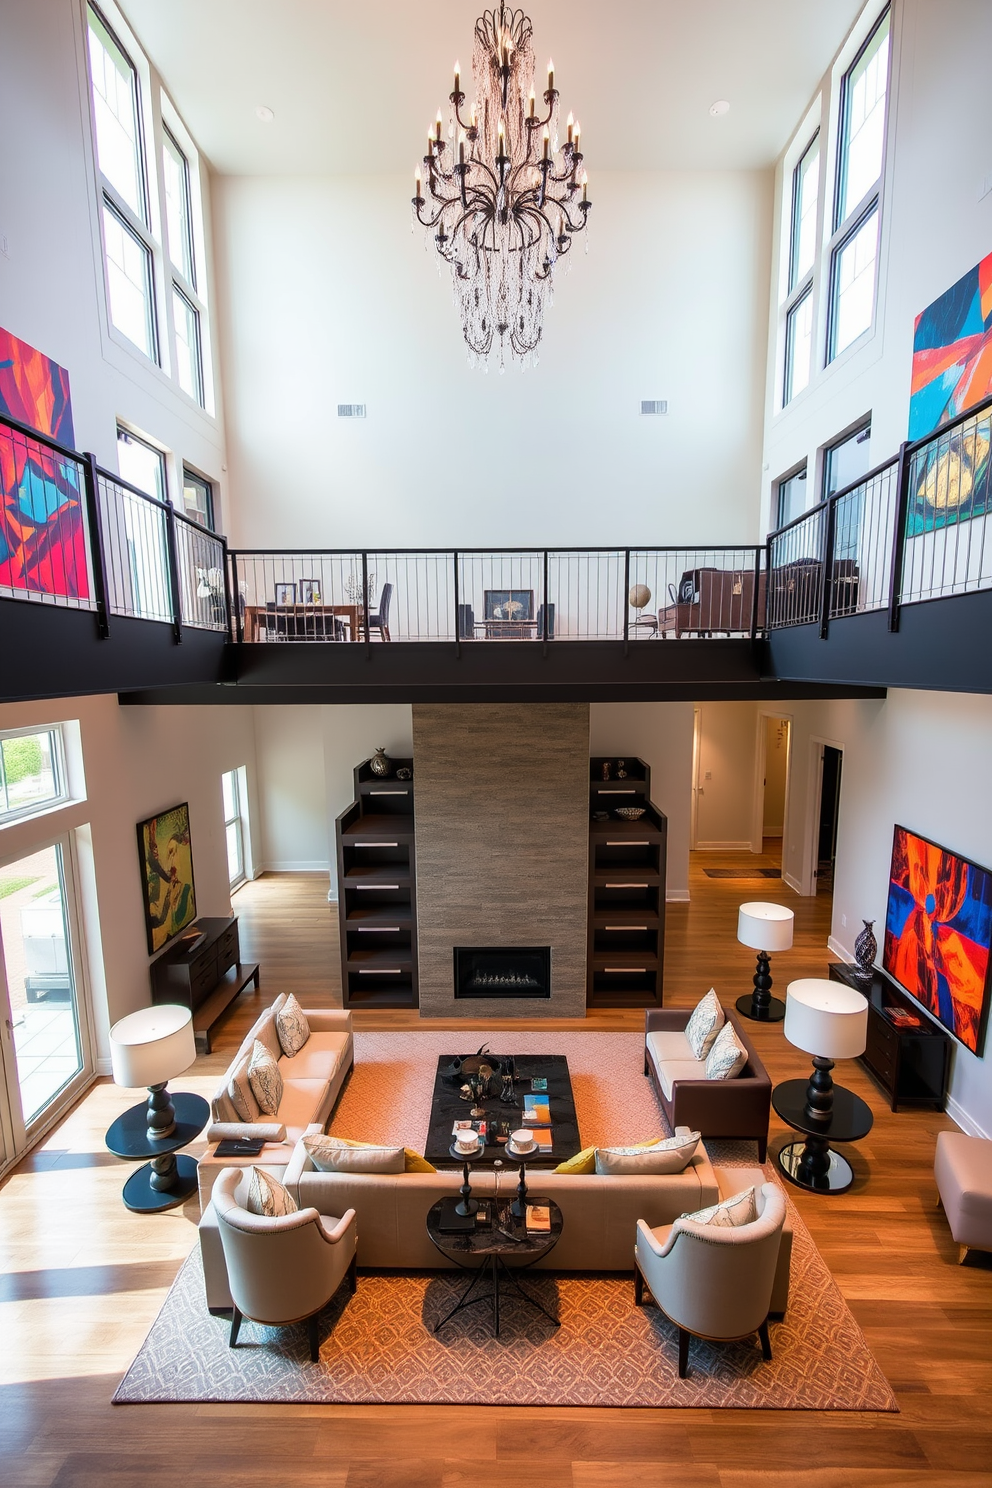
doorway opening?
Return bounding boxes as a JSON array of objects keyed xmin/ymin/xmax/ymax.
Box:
[
  {"xmin": 816, "ymin": 745, "xmax": 843, "ymax": 895},
  {"xmin": 757, "ymin": 715, "xmax": 791, "ymax": 871}
]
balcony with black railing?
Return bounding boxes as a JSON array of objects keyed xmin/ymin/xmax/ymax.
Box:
[{"xmin": 2, "ymin": 393, "xmax": 990, "ymax": 703}]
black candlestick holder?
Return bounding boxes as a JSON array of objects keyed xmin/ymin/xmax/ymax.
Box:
[
  {"xmin": 510, "ymin": 1160, "xmax": 528, "ymax": 1220},
  {"xmin": 455, "ymin": 1159, "xmax": 479, "ymax": 1217}
]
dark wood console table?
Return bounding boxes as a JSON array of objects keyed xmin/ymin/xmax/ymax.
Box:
[
  {"xmin": 150, "ymin": 915, "xmax": 259, "ymax": 1054},
  {"xmin": 828, "ymin": 962, "xmax": 950, "ymax": 1112}
]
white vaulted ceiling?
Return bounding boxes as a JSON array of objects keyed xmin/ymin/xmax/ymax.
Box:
[{"xmin": 118, "ymin": 0, "xmax": 865, "ymax": 175}]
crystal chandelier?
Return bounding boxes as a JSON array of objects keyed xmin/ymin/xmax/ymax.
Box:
[{"xmin": 413, "ymin": 4, "xmax": 591, "ymax": 368}]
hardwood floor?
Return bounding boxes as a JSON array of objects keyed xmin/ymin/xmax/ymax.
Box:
[{"xmin": 1, "ymin": 859, "xmax": 988, "ymax": 1488}]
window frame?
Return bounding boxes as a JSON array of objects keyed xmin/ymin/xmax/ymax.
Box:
[
  {"xmin": 821, "ymin": 418, "xmax": 873, "ymax": 504},
  {"xmin": 0, "ymin": 726, "xmax": 70, "ymax": 830},
  {"xmin": 775, "ymin": 463, "xmax": 809, "ymax": 530},
  {"xmin": 783, "ymin": 285, "xmax": 814, "ymax": 407},
  {"xmin": 222, "ymin": 768, "xmax": 249, "ymax": 891},
  {"xmin": 788, "ymin": 130, "xmax": 820, "ymax": 295},
  {"xmin": 116, "ymin": 424, "xmax": 168, "ymax": 504},
  {"xmin": 182, "ymin": 466, "xmax": 215, "ymax": 531}
]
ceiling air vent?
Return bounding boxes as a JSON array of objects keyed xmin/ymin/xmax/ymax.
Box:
[
  {"xmin": 640, "ymin": 400, "xmax": 668, "ymax": 415},
  {"xmin": 337, "ymin": 403, "xmax": 366, "ymax": 418}
]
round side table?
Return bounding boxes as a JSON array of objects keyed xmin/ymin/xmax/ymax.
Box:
[
  {"xmin": 105, "ymin": 1091, "xmax": 209, "ymax": 1212},
  {"xmin": 426, "ymin": 1195, "xmax": 562, "ymax": 1337},
  {"xmin": 771, "ymin": 1078, "xmax": 873, "ymax": 1194}
]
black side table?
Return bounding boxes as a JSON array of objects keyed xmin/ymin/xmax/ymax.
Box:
[
  {"xmin": 105, "ymin": 1091, "xmax": 209, "ymax": 1212},
  {"xmin": 426, "ymin": 1195, "xmax": 562, "ymax": 1337},
  {"xmin": 772, "ymin": 1078, "xmax": 873, "ymax": 1194}
]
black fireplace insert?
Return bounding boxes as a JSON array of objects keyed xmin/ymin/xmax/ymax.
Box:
[{"xmin": 453, "ymin": 946, "xmax": 552, "ymax": 999}]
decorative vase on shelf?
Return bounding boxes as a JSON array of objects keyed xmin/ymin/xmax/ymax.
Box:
[
  {"xmin": 369, "ymin": 747, "xmax": 391, "ymax": 777},
  {"xmin": 853, "ymin": 919, "xmax": 877, "ymax": 981}
]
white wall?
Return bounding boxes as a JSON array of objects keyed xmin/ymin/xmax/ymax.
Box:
[
  {"xmin": 589, "ymin": 703, "xmax": 693, "ymax": 900},
  {"xmin": 214, "ymin": 168, "xmax": 772, "ymax": 549},
  {"xmin": 0, "ymin": 694, "xmax": 255, "ymax": 1067},
  {"xmin": 0, "ymin": 0, "xmax": 226, "ymax": 511},
  {"xmin": 760, "ymin": 0, "xmax": 992, "ymax": 525},
  {"xmin": 693, "ymin": 702, "xmax": 759, "ymax": 848}
]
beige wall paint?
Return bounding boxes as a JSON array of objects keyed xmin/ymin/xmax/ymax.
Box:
[{"xmin": 693, "ymin": 702, "xmax": 759, "ymax": 848}]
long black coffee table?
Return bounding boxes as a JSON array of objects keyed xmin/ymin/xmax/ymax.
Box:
[{"xmin": 423, "ymin": 1054, "xmax": 581, "ymax": 1168}]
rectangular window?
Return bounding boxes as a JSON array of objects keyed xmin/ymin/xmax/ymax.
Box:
[
  {"xmin": 829, "ymin": 205, "xmax": 879, "ymax": 359},
  {"xmin": 0, "ymin": 727, "xmax": 68, "ymax": 826},
  {"xmin": 117, "ymin": 426, "xmax": 167, "ymax": 503},
  {"xmin": 836, "ymin": 9, "xmax": 891, "ymax": 227},
  {"xmin": 823, "ymin": 421, "xmax": 872, "ymax": 500},
  {"xmin": 784, "ymin": 288, "xmax": 813, "ymax": 405},
  {"xmin": 182, "ymin": 468, "xmax": 214, "ymax": 530},
  {"xmin": 789, "ymin": 133, "xmax": 820, "ymax": 292},
  {"xmin": 222, "ymin": 768, "xmax": 249, "ymax": 889},
  {"xmin": 162, "ymin": 128, "xmax": 195, "ymax": 286},
  {"xmin": 172, "ymin": 287, "xmax": 203, "ymax": 405},
  {"xmin": 776, "ymin": 466, "xmax": 808, "ymax": 528},
  {"xmin": 86, "ymin": 7, "xmax": 146, "ymax": 223},
  {"xmin": 102, "ymin": 201, "xmax": 156, "ymax": 358}
]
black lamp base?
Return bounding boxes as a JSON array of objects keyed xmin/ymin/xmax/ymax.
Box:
[
  {"xmin": 777, "ymin": 1139, "xmax": 855, "ymax": 1194},
  {"xmin": 736, "ymin": 949, "xmax": 786, "ymax": 1021},
  {"xmin": 122, "ymin": 1153, "xmax": 199, "ymax": 1213}
]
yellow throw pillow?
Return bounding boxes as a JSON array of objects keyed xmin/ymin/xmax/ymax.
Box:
[
  {"xmin": 555, "ymin": 1134, "xmax": 666, "ymax": 1174},
  {"xmin": 320, "ymin": 1134, "xmax": 436, "ymax": 1174}
]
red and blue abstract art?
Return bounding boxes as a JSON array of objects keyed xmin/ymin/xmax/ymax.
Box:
[
  {"xmin": 883, "ymin": 825, "xmax": 992, "ymax": 1056},
  {"xmin": 0, "ymin": 327, "xmax": 89, "ymax": 601}
]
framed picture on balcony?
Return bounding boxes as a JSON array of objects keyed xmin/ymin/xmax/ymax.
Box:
[
  {"xmin": 273, "ymin": 582, "xmax": 296, "ymax": 605},
  {"xmin": 484, "ymin": 589, "xmax": 534, "ymax": 622},
  {"xmin": 137, "ymin": 802, "xmax": 197, "ymax": 955},
  {"xmin": 299, "ymin": 578, "xmax": 322, "ymax": 604}
]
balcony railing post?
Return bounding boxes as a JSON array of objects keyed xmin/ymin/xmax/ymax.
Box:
[
  {"xmin": 542, "ymin": 549, "xmax": 549, "ymax": 650},
  {"xmin": 220, "ymin": 539, "xmax": 234, "ymax": 641},
  {"xmin": 819, "ymin": 497, "xmax": 838, "ymax": 640},
  {"xmin": 81, "ymin": 452, "xmax": 110, "ymax": 638},
  {"xmin": 887, "ymin": 439, "xmax": 912, "ymax": 633},
  {"xmin": 622, "ymin": 549, "xmax": 631, "ymax": 652},
  {"xmin": 230, "ymin": 551, "xmax": 245, "ymax": 643},
  {"xmin": 453, "ymin": 550, "xmax": 460, "ymax": 653},
  {"xmin": 361, "ymin": 551, "xmax": 370, "ymax": 655},
  {"xmin": 164, "ymin": 503, "xmax": 183, "ymax": 643},
  {"xmin": 750, "ymin": 545, "xmax": 762, "ymax": 640}
]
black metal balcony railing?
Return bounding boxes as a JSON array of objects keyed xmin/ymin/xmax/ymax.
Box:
[{"xmin": 2, "ymin": 391, "xmax": 990, "ymax": 648}]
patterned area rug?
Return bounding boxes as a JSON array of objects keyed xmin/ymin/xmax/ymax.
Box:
[{"xmin": 114, "ymin": 1031, "xmax": 896, "ymax": 1411}]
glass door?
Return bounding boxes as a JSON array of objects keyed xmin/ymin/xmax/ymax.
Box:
[{"xmin": 0, "ymin": 839, "xmax": 92, "ymax": 1156}]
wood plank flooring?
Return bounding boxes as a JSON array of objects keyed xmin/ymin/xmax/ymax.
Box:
[{"xmin": 1, "ymin": 854, "xmax": 989, "ymax": 1488}]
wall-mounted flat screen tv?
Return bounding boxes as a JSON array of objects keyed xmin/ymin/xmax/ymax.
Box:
[{"xmin": 883, "ymin": 825, "xmax": 992, "ymax": 1056}]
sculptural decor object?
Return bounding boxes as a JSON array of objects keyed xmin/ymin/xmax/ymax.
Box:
[
  {"xmin": 853, "ymin": 920, "xmax": 877, "ymax": 981},
  {"xmin": 369, "ymin": 747, "xmax": 391, "ymax": 777}
]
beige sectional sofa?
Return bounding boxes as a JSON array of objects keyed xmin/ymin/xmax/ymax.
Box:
[{"xmin": 196, "ymin": 998, "xmax": 353, "ymax": 1210}]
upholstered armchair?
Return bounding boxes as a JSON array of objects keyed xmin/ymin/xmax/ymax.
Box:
[
  {"xmin": 212, "ymin": 1167, "xmax": 358, "ymax": 1362},
  {"xmin": 634, "ymin": 1180, "xmax": 786, "ymax": 1378}
]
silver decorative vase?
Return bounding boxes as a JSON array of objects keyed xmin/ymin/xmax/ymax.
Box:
[
  {"xmin": 853, "ymin": 919, "xmax": 877, "ymax": 981},
  {"xmin": 369, "ymin": 747, "xmax": 390, "ymax": 777}
]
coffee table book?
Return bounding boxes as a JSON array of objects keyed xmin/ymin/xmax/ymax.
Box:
[
  {"xmin": 437, "ymin": 1197, "xmax": 477, "ymax": 1234},
  {"xmin": 526, "ymin": 1204, "xmax": 552, "ymax": 1233}
]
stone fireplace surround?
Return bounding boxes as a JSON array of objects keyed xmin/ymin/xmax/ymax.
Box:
[{"xmin": 413, "ymin": 703, "xmax": 589, "ymax": 1019}]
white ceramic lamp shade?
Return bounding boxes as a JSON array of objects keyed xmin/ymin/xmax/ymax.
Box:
[
  {"xmin": 784, "ymin": 979, "xmax": 869, "ymax": 1060},
  {"xmin": 109, "ymin": 1005, "xmax": 196, "ymax": 1089},
  {"xmin": 737, "ymin": 903, "xmax": 795, "ymax": 952}
]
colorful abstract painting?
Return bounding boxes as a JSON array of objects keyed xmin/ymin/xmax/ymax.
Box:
[
  {"xmin": 0, "ymin": 327, "xmax": 89, "ymax": 600},
  {"xmin": 883, "ymin": 825, "xmax": 992, "ymax": 1056},
  {"xmin": 906, "ymin": 254, "xmax": 992, "ymax": 537},
  {"xmin": 137, "ymin": 803, "xmax": 197, "ymax": 955}
]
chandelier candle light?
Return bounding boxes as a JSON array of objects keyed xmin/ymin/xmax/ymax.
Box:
[{"xmin": 413, "ymin": 4, "xmax": 591, "ymax": 367}]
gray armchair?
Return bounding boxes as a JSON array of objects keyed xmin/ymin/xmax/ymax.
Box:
[
  {"xmin": 634, "ymin": 1180, "xmax": 786, "ymax": 1378},
  {"xmin": 212, "ymin": 1167, "xmax": 358, "ymax": 1361}
]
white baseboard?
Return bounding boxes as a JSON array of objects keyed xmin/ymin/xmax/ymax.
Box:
[
  {"xmin": 783, "ymin": 871, "xmax": 803, "ymax": 894},
  {"xmin": 257, "ymin": 860, "xmax": 331, "ymax": 873},
  {"xmin": 666, "ymin": 889, "xmax": 690, "ymax": 902},
  {"xmin": 946, "ymin": 1094, "xmax": 989, "ymax": 1139},
  {"xmin": 827, "ymin": 934, "xmax": 853, "ymax": 962},
  {"xmin": 694, "ymin": 841, "xmax": 753, "ymax": 851}
]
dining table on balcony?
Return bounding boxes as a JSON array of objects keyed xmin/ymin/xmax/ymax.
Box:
[{"xmin": 243, "ymin": 603, "xmax": 361, "ymax": 642}]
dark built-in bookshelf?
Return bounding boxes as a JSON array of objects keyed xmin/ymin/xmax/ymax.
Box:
[
  {"xmin": 587, "ymin": 757, "xmax": 667, "ymax": 1009},
  {"xmin": 335, "ymin": 759, "xmax": 418, "ymax": 1009}
]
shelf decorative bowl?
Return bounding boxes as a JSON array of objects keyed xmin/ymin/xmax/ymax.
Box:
[{"xmin": 614, "ymin": 806, "xmax": 646, "ymax": 821}]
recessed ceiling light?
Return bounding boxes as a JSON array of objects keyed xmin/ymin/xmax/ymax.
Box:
[
  {"xmin": 254, "ymin": 104, "xmax": 275, "ymax": 123},
  {"xmin": 709, "ymin": 99, "xmax": 730, "ymax": 117}
]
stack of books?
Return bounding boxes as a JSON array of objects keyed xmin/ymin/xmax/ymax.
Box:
[
  {"xmin": 526, "ymin": 1203, "xmax": 552, "ymax": 1234},
  {"xmin": 522, "ymin": 1093, "xmax": 551, "ymax": 1126}
]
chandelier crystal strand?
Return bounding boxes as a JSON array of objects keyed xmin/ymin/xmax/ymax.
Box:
[{"xmin": 412, "ymin": 4, "xmax": 591, "ymax": 369}]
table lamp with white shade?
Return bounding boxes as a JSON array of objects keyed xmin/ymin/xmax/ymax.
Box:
[
  {"xmin": 736, "ymin": 902, "xmax": 795, "ymax": 1022},
  {"xmin": 772, "ymin": 978, "xmax": 873, "ymax": 1194},
  {"xmin": 105, "ymin": 1005, "xmax": 209, "ymax": 1212}
]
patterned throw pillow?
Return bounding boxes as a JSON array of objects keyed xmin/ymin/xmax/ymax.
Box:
[
  {"xmin": 302, "ymin": 1134, "xmax": 407, "ymax": 1174},
  {"xmin": 704, "ymin": 1020, "xmax": 749, "ymax": 1081},
  {"xmin": 247, "ymin": 1038, "xmax": 284, "ymax": 1116},
  {"xmin": 681, "ymin": 1185, "xmax": 758, "ymax": 1229},
  {"xmin": 244, "ymin": 1165, "xmax": 298, "ymax": 1218},
  {"xmin": 275, "ymin": 993, "xmax": 311, "ymax": 1058},
  {"xmin": 684, "ymin": 988, "xmax": 725, "ymax": 1059},
  {"xmin": 226, "ymin": 1052, "xmax": 260, "ymax": 1123},
  {"xmin": 595, "ymin": 1128, "xmax": 701, "ymax": 1175}
]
